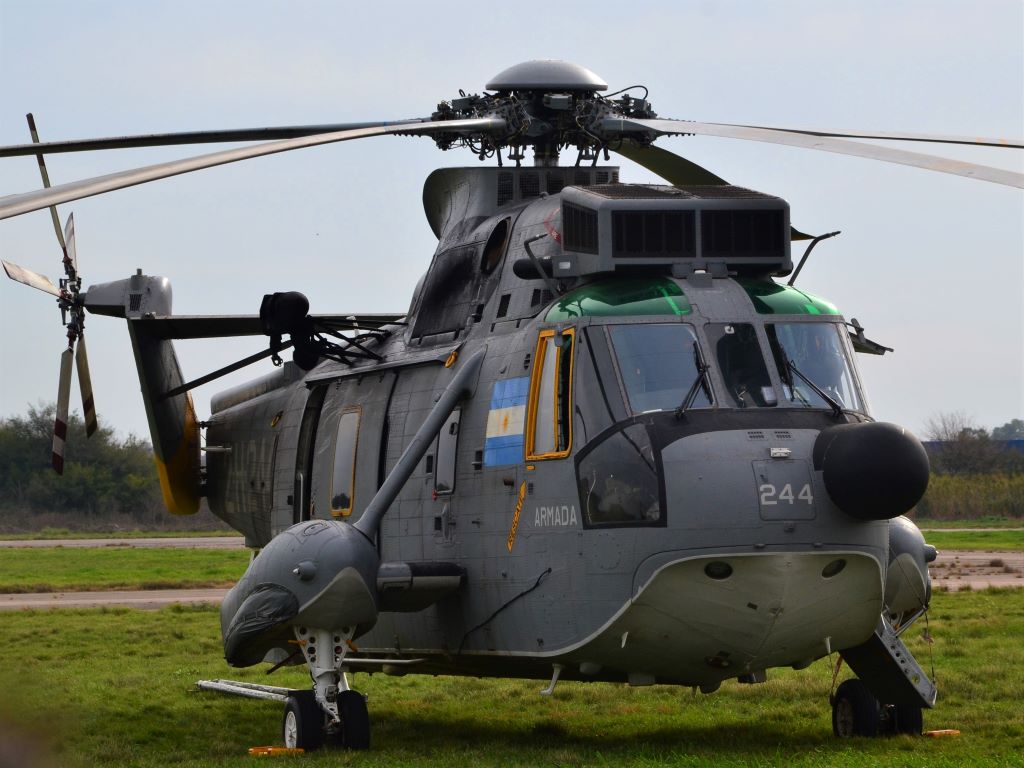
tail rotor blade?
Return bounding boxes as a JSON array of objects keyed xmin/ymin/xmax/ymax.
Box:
[
  {"xmin": 76, "ymin": 335, "xmax": 98, "ymax": 437},
  {"xmin": 2, "ymin": 259, "xmax": 60, "ymax": 296},
  {"xmin": 63, "ymin": 212, "xmax": 77, "ymax": 275},
  {"xmin": 53, "ymin": 348, "xmax": 74, "ymax": 474}
]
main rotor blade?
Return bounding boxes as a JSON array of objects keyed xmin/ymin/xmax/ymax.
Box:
[
  {"xmin": 2, "ymin": 259, "xmax": 60, "ymax": 296},
  {"xmin": 26, "ymin": 114, "xmax": 69, "ymax": 256},
  {"xmin": 713, "ymin": 123, "xmax": 1024, "ymax": 149},
  {"xmin": 0, "ymin": 120, "xmax": 430, "ymax": 158},
  {"xmin": 0, "ymin": 117, "xmax": 505, "ymax": 221},
  {"xmin": 75, "ymin": 334, "xmax": 97, "ymax": 437},
  {"xmin": 609, "ymin": 118, "xmax": 1024, "ymax": 189},
  {"xmin": 613, "ymin": 141, "xmax": 729, "ymax": 185},
  {"xmin": 53, "ymin": 347, "xmax": 73, "ymax": 475},
  {"xmin": 614, "ymin": 141, "xmax": 815, "ymax": 240}
]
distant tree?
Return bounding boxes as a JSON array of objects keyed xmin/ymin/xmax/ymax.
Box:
[
  {"xmin": 925, "ymin": 411, "xmax": 1023, "ymax": 474},
  {"xmin": 0, "ymin": 403, "xmax": 163, "ymax": 518},
  {"xmin": 992, "ymin": 419, "xmax": 1024, "ymax": 441}
]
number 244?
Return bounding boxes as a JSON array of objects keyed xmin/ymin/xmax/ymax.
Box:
[{"xmin": 759, "ymin": 483, "xmax": 813, "ymax": 505}]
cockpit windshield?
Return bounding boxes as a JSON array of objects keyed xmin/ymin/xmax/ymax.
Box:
[
  {"xmin": 608, "ymin": 324, "xmax": 712, "ymax": 413},
  {"xmin": 766, "ymin": 323, "xmax": 864, "ymax": 412}
]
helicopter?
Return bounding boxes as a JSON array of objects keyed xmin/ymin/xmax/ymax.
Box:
[{"xmin": 2, "ymin": 60, "xmax": 1022, "ymax": 751}]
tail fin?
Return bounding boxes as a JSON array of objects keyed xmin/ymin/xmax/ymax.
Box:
[{"xmin": 85, "ymin": 271, "xmax": 201, "ymax": 515}]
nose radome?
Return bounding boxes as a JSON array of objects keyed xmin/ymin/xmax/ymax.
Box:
[{"xmin": 813, "ymin": 422, "xmax": 929, "ymax": 520}]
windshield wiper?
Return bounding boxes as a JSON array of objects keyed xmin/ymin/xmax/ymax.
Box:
[
  {"xmin": 785, "ymin": 357, "xmax": 843, "ymax": 418},
  {"xmin": 675, "ymin": 344, "xmax": 712, "ymax": 419}
]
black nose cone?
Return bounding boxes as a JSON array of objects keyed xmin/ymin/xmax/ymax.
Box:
[{"xmin": 814, "ymin": 422, "xmax": 929, "ymax": 520}]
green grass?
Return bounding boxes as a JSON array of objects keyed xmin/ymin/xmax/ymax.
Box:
[
  {"xmin": 0, "ymin": 590, "xmax": 1021, "ymax": 767},
  {"xmin": 923, "ymin": 529, "xmax": 1024, "ymax": 552},
  {"xmin": 915, "ymin": 516, "xmax": 1023, "ymax": 530},
  {"xmin": 0, "ymin": 547, "xmax": 249, "ymax": 592},
  {"xmin": 0, "ymin": 527, "xmax": 238, "ymax": 540}
]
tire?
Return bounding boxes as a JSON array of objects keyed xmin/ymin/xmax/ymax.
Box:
[
  {"xmin": 832, "ymin": 679, "xmax": 880, "ymax": 738},
  {"xmin": 282, "ymin": 691, "xmax": 324, "ymax": 751},
  {"xmin": 892, "ymin": 704, "xmax": 923, "ymax": 736},
  {"xmin": 337, "ymin": 690, "xmax": 371, "ymax": 750}
]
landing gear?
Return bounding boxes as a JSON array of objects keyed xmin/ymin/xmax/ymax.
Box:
[
  {"xmin": 335, "ymin": 690, "xmax": 371, "ymax": 749},
  {"xmin": 832, "ymin": 679, "xmax": 880, "ymax": 737},
  {"xmin": 288, "ymin": 625, "xmax": 371, "ymax": 751},
  {"xmin": 283, "ymin": 691, "xmax": 325, "ymax": 751},
  {"xmin": 832, "ymin": 679, "xmax": 924, "ymax": 738},
  {"xmin": 890, "ymin": 704, "xmax": 924, "ymax": 736}
]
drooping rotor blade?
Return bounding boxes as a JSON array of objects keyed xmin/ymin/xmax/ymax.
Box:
[
  {"xmin": 26, "ymin": 114, "xmax": 69, "ymax": 258},
  {"xmin": 607, "ymin": 118, "xmax": 1024, "ymax": 189},
  {"xmin": 0, "ymin": 117, "xmax": 505, "ymax": 221},
  {"xmin": 63, "ymin": 212, "xmax": 78, "ymax": 274},
  {"xmin": 713, "ymin": 124, "xmax": 1024, "ymax": 149},
  {"xmin": 2, "ymin": 259, "xmax": 61, "ymax": 296},
  {"xmin": 75, "ymin": 334, "xmax": 97, "ymax": 437},
  {"xmin": 614, "ymin": 141, "xmax": 815, "ymax": 240},
  {"xmin": 614, "ymin": 141, "xmax": 729, "ymax": 186},
  {"xmin": 53, "ymin": 347, "xmax": 74, "ymax": 474},
  {"xmin": 0, "ymin": 119, "xmax": 430, "ymax": 158}
]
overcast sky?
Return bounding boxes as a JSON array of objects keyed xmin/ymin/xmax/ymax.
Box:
[{"xmin": 1, "ymin": 0, "xmax": 1021, "ymax": 444}]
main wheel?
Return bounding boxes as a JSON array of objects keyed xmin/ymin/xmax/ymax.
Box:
[
  {"xmin": 283, "ymin": 691, "xmax": 325, "ymax": 751},
  {"xmin": 832, "ymin": 679, "xmax": 880, "ymax": 737},
  {"xmin": 891, "ymin": 704, "xmax": 923, "ymax": 736},
  {"xmin": 337, "ymin": 689, "xmax": 371, "ymax": 750}
]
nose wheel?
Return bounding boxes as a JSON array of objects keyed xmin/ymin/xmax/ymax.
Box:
[
  {"xmin": 285, "ymin": 626, "xmax": 372, "ymax": 750},
  {"xmin": 282, "ymin": 691, "xmax": 325, "ymax": 750}
]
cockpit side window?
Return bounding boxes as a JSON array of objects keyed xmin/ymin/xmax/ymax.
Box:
[
  {"xmin": 526, "ymin": 328, "xmax": 575, "ymax": 459},
  {"xmin": 706, "ymin": 323, "xmax": 775, "ymax": 408},
  {"xmin": 577, "ymin": 423, "xmax": 662, "ymax": 527},
  {"xmin": 766, "ymin": 322, "xmax": 865, "ymax": 412}
]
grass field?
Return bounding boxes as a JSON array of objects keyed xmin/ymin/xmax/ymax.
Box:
[
  {"xmin": 0, "ymin": 590, "xmax": 1021, "ymax": 768},
  {"xmin": 0, "ymin": 547, "xmax": 249, "ymax": 592},
  {"xmin": 923, "ymin": 529, "xmax": 1024, "ymax": 552},
  {"xmin": 0, "ymin": 527, "xmax": 238, "ymax": 540}
]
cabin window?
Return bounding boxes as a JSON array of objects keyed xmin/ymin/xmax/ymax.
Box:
[
  {"xmin": 526, "ymin": 328, "xmax": 575, "ymax": 459},
  {"xmin": 608, "ymin": 324, "xmax": 711, "ymax": 413},
  {"xmin": 330, "ymin": 408, "xmax": 361, "ymax": 517},
  {"xmin": 706, "ymin": 323, "xmax": 775, "ymax": 408},
  {"xmin": 435, "ymin": 408, "xmax": 461, "ymax": 494}
]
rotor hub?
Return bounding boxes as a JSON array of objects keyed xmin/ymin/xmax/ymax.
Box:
[{"xmin": 429, "ymin": 60, "xmax": 657, "ymax": 166}]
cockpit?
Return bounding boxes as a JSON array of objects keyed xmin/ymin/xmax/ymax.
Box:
[{"xmin": 535, "ymin": 276, "xmax": 870, "ymax": 529}]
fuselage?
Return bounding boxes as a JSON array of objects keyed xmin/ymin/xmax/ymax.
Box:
[{"xmin": 204, "ymin": 168, "xmax": 917, "ymax": 690}]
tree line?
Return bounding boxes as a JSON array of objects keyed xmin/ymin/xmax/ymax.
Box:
[
  {"xmin": 924, "ymin": 414, "xmax": 1024, "ymax": 475},
  {"xmin": 0, "ymin": 404, "xmax": 164, "ymax": 519}
]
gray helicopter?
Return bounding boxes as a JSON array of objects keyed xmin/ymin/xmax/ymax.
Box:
[{"xmin": 2, "ymin": 60, "xmax": 1022, "ymax": 751}]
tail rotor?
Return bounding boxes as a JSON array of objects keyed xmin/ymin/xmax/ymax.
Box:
[{"xmin": 1, "ymin": 114, "xmax": 100, "ymax": 473}]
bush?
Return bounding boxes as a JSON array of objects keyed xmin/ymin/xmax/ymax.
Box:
[
  {"xmin": 0, "ymin": 404, "xmax": 164, "ymax": 521},
  {"xmin": 915, "ymin": 473, "xmax": 1024, "ymax": 520}
]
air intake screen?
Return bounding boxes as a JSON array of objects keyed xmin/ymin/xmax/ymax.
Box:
[
  {"xmin": 612, "ymin": 210, "xmax": 696, "ymax": 258},
  {"xmin": 702, "ymin": 210, "xmax": 784, "ymax": 259},
  {"xmin": 563, "ymin": 203, "xmax": 599, "ymax": 254}
]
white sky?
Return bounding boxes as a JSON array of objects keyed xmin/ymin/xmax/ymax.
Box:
[{"xmin": 1, "ymin": 0, "xmax": 1021, "ymax": 442}]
